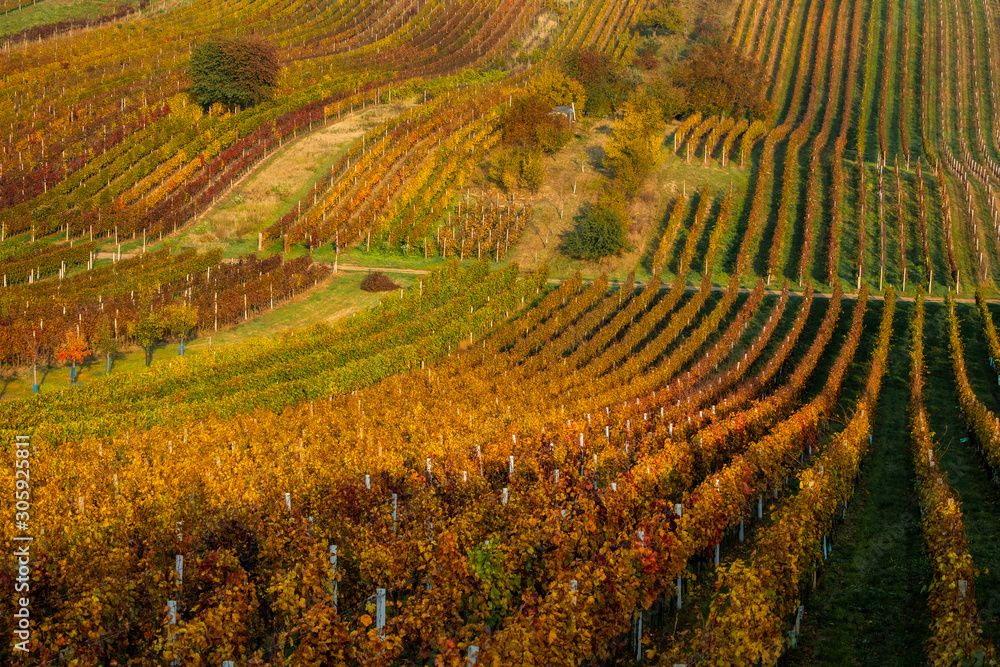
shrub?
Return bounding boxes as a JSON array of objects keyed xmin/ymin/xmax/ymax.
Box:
[
  {"xmin": 632, "ymin": 51, "xmax": 660, "ymax": 70},
  {"xmin": 691, "ymin": 15, "xmax": 726, "ymax": 44},
  {"xmin": 188, "ymin": 36, "xmax": 279, "ymax": 110},
  {"xmin": 561, "ymin": 203, "xmax": 630, "ymax": 259},
  {"xmin": 361, "ymin": 272, "xmax": 401, "ymax": 292},
  {"xmin": 489, "ymin": 148, "xmax": 546, "ymax": 193}
]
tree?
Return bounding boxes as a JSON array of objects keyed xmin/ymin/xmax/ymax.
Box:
[
  {"xmin": 56, "ymin": 329, "xmax": 90, "ymax": 385},
  {"xmin": 691, "ymin": 15, "xmax": 726, "ymax": 44},
  {"xmin": 672, "ymin": 43, "xmax": 773, "ymax": 120},
  {"xmin": 527, "ymin": 68, "xmax": 588, "ymax": 110},
  {"xmin": 561, "ymin": 203, "xmax": 630, "ymax": 259},
  {"xmin": 501, "ymin": 95, "xmax": 572, "ymax": 154},
  {"xmin": 18, "ymin": 328, "xmax": 43, "ymax": 393},
  {"xmin": 165, "ymin": 303, "xmax": 199, "ymax": 356},
  {"xmin": 635, "ymin": 2, "xmax": 685, "ymax": 34},
  {"xmin": 603, "ymin": 101, "xmax": 665, "ymax": 195},
  {"xmin": 188, "ymin": 36, "xmax": 279, "ymax": 110},
  {"xmin": 563, "ymin": 49, "xmax": 629, "ymax": 117},
  {"xmin": 489, "ymin": 149, "xmax": 520, "ymax": 193},
  {"xmin": 520, "ymin": 151, "xmax": 544, "ymax": 193},
  {"xmin": 646, "ymin": 77, "xmax": 688, "ymax": 120},
  {"xmin": 92, "ymin": 314, "xmax": 119, "ymax": 374},
  {"xmin": 129, "ymin": 314, "xmax": 165, "ymax": 367}
]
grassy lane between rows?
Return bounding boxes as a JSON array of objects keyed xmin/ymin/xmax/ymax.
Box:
[
  {"xmin": 786, "ymin": 299, "xmax": 1000, "ymax": 664},
  {"xmin": 784, "ymin": 299, "xmax": 930, "ymax": 666},
  {"xmin": 0, "ymin": 269, "xmax": 413, "ymax": 401},
  {"xmin": 934, "ymin": 301, "xmax": 1000, "ymax": 646}
]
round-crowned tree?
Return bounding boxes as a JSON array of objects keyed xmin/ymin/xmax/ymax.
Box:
[
  {"xmin": 561, "ymin": 202, "xmax": 630, "ymax": 260},
  {"xmin": 188, "ymin": 36, "xmax": 279, "ymax": 110}
]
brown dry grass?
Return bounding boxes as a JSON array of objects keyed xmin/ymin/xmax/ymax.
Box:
[
  {"xmin": 517, "ymin": 11, "xmax": 559, "ymax": 56},
  {"xmin": 497, "ymin": 118, "xmax": 749, "ymax": 282},
  {"xmin": 175, "ymin": 100, "xmax": 416, "ymax": 252}
]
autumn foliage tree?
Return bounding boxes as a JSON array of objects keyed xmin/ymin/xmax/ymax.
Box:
[
  {"xmin": 526, "ymin": 68, "xmax": 588, "ymax": 110},
  {"xmin": 501, "ymin": 95, "xmax": 572, "ymax": 154},
  {"xmin": 129, "ymin": 313, "xmax": 165, "ymax": 367},
  {"xmin": 563, "ymin": 49, "xmax": 628, "ymax": 117},
  {"xmin": 489, "ymin": 150, "xmax": 521, "ymax": 193},
  {"xmin": 18, "ymin": 328, "xmax": 43, "ymax": 392},
  {"xmin": 672, "ymin": 43, "xmax": 772, "ymax": 120},
  {"xmin": 635, "ymin": 0, "xmax": 685, "ymax": 35},
  {"xmin": 188, "ymin": 36, "xmax": 279, "ymax": 110},
  {"xmin": 165, "ymin": 303, "xmax": 199, "ymax": 355},
  {"xmin": 92, "ymin": 315, "xmax": 119, "ymax": 375},
  {"xmin": 491, "ymin": 95, "xmax": 571, "ymax": 195},
  {"xmin": 56, "ymin": 330, "xmax": 90, "ymax": 385},
  {"xmin": 603, "ymin": 99, "xmax": 665, "ymax": 195}
]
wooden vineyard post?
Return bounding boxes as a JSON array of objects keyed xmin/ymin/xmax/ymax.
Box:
[
  {"xmin": 376, "ymin": 588, "xmax": 386, "ymax": 639},
  {"xmin": 330, "ymin": 545, "xmax": 338, "ymax": 610},
  {"xmin": 790, "ymin": 604, "xmax": 805, "ymax": 648},
  {"xmin": 166, "ymin": 600, "xmax": 178, "ymax": 666},
  {"xmin": 633, "ymin": 610, "xmax": 643, "ymax": 662}
]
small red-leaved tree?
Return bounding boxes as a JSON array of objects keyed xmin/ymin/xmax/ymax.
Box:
[{"xmin": 56, "ymin": 330, "xmax": 90, "ymax": 385}]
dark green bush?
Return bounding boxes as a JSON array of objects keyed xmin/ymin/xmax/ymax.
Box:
[
  {"xmin": 561, "ymin": 203, "xmax": 630, "ymax": 260},
  {"xmin": 188, "ymin": 36, "xmax": 279, "ymax": 110}
]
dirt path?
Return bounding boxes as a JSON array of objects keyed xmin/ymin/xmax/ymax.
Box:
[
  {"xmin": 94, "ymin": 248, "xmax": 985, "ymax": 302},
  {"xmin": 319, "ymin": 263, "xmax": 431, "ymax": 275}
]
